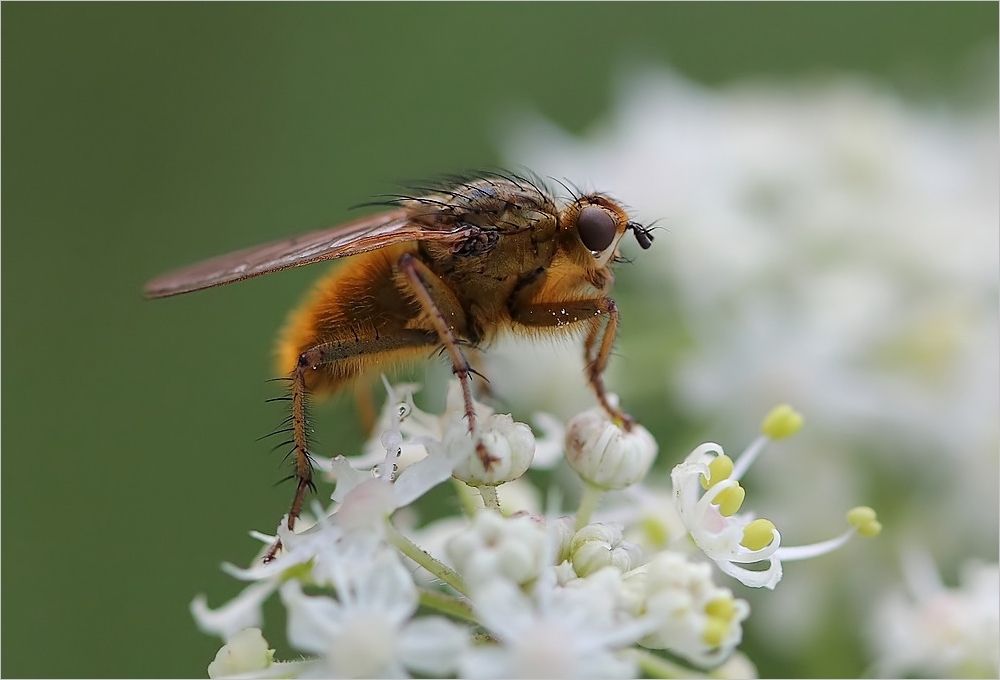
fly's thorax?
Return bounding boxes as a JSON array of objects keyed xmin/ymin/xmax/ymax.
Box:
[
  {"xmin": 402, "ymin": 176, "xmax": 559, "ymax": 233},
  {"xmin": 411, "ymin": 176, "xmax": 563, "ymax": 287},
  {"xmin": 416, "ymin": 220, "xmax": 559, "ymax": 305}
]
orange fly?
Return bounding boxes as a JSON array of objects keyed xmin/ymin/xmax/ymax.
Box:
[{"xmin": 145, "ymin": 172, "xmax": 654, "ymax": 556}]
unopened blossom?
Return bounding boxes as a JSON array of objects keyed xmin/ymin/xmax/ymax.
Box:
[
  {"xmin": 449, "ymin": 412, "xmax": 536, "ymax": 486},
  {"xmin": 446, "ymin": 510, "xmax": 553, "ymax": 591},
  {"xmin": 570, "ymin": 523, "xmax": 645, "ymax": 577},
  {"xmin": 565, "ymin": 404, "xmax": 657, "ymax": 490},
  {"xmin": 207, "ymin": 628, "xmax": 274, "ymax": 678},
  {"xmin": 207, "ymin": 628, "xmax": 309, "ymax": 679}
]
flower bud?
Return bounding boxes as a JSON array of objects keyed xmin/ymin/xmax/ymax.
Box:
[
  {"xmin": 564, "ymin": 407, "xmax": 657, "ymax": 489},
  {"xmin": 208, "ymin": 628, "xmax": 274, "ymax": 679},
  {"xmin": 570, "ymin": 523, "xmax": 644, "ymax": 576},
  {"xmin": 449, "ymin": 413, "xmax": 535, "ymax": 486},
  {"xmin": 445, "ymin": 511, "xmax": 549, "ymax": 591}
]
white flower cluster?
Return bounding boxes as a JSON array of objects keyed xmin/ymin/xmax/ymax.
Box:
[
  {"xmin": 868, "ymin": 548, "xmax": 999, "ymax": 678},
  {"xmin": 193, "ymin": 381, "xmax": 877, "ymax": 678}
]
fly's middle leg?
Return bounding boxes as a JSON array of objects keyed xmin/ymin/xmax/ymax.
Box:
[
  {"xmin": 511, "ymin": 296, "xmax": 634, "ymax": 429},
  {"xmin": 397, "ymin": 252, "xmax": 498, "ymax": 468}
]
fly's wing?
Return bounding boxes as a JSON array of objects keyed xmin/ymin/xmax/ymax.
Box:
[{"xmin": 144, "ymin": 209, "xmax": 469, "ymax": 298}]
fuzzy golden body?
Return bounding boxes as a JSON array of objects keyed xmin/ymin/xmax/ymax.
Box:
[{"xmin": 276, "ymin": 178, "xmax": 621, "ymax": 394}]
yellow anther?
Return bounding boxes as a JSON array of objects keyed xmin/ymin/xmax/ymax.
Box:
[
  {"xmin": 701, "ymin": 454, "xmax": 734, "ymax": 490},
  {"xmin": 705, "ymin": 597, "xmax": 736, "ymax": 621},
  {"xmin": 741, "ymin": 518, "xmax": 776, "ymax": 550},
  {"xmin": 714, "ymin": 483, "xmax": 745, "ymax": 517},
  {"xmin": 761, "ymin": 404, "xmax": 804, "ymax": 440},
  {"xmin": 847, "ymin": 505, "xmax": 876, "ymax": 524},
  {"xmin": 702, "ymin": 617, "xmax": 727, "ymax": 647},
  {"xmin": 858, "ymin": 520, "xmax": 882, "ymax": 538},
  {"xmin": 847, "ymin": 506, "xmax": 882, "ymax": 537}
]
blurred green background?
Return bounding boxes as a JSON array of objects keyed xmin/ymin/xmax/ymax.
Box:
[{"xmin": 2, "ymin": 3, "xmax": 996, "ymax": 678}]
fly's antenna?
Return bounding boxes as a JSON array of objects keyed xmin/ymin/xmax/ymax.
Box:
[{"xmin": 627, "ymin": 221, "xmax": 655, "ymax": 249}]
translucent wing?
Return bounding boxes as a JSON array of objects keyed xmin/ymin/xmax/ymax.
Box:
[{"xmin": 144, "ymin": 209, "xmax": 469, "ymax": 298}]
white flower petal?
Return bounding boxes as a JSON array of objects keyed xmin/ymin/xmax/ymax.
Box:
[
  {"xmin": 397, "ymin": 616, "xmax": 470, "ymax": 675},
  {"xmin": 472, "ymin": 580, "xmax": 536, "ymax": 641},
  {"xmin": 280, "ymin": 581, "xmax": 344, "ymax": 655},
  {"xmin": 459, "ymin": 646, "xmax": 515, "ymax": 679},
  {"xmin": 716, "ymin": 557, "xmax": 783, "ymax": 590},
  {"xmin": 334, "ymin": 479, "xmax": 397, "ymax": 530},
  {"xmin": 192, "ymin": 581, "xmax": 279, "ymax": 638},
  {"xmin": 391, "ymin": 442, "xmax": 457, "ymax": 506},
  {"xmin": 329, "ymin": 456, "xmax": 373, "ymax": 504},
  {"xmin": 353, "ymin": 552, "xmax": 418, "ymax": 623}
]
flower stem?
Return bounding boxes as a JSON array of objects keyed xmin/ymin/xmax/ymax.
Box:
[
  {"xmin": 418, "ymin": 587, "xmax": 477, "ymax": 624},
  {"xmin": 452, "ymin": 478, "xmax": 479, "ymax": 517},
  {"xmin": 384, "ymin": 522, "xmax": 468, "ymax": 596},
  {"xmin": 575, "ymin": 483, "xmax": 604, "ymax": 530},
  {"xmin": 625, "ymin": 649, "xmax": 705, "ymax": 679},
  {"xmin": 478, "ymin": 485, "xmax": 501, "ymax": 511}
]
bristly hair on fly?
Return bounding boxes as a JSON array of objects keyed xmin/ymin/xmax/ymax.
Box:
[
  {"xmin": 260, "ymin": 378, "xmax": 317, "ymax": 485},
  {"xmin": 351, "ymin": 168, "xmax": 655, "ymax": 251}
]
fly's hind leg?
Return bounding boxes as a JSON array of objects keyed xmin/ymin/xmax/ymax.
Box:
[
  {"xmin": 397, "ymin": 252, "xmax": 499, "ymax": 468},
  {"xmin": 264, "ymin": 328, "xmax": 439, "ymax": 562},
  {"xmin": 511, "ymin": 296, "xmax": 634, "ymax": 430}
]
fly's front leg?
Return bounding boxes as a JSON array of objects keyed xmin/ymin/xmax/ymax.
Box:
[
  {"xmin": 264, "ymin": 328, "xmax": 438, "ymax": 562},
  {"xmin": 512, "ymin": 297, "xmax": 634, "ymax": 430},
  {"xmin": 397, "ymin": 253, "xmax": 498, "ymax": 468},
  {"xmin": 584, "ymin": 299, "xmax": 635, "ymax": 430}
]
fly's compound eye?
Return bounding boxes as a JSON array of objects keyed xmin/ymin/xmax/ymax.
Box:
[{"xmin": 577, "ymin": 205, "xmax": 618, "ymax": 252}]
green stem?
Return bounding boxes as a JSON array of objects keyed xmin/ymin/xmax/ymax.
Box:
[
  {"xmin": 625, "ymin": 649, "xmax": 706, "ymax": 679},
  {"xmin": 418, "ymin": 587, "xmax": 477, "ymax": 624},
  {"xmin": 478, "ymin": 485, "xmax": 501, "ymax": 511},
  {"xmin": 575, "ymin": 482, "xmax": 604, "ymax": 530},
  {"xmin": 452, "ymin": 478, "xmax": 479, "ymax": 517},
  {"xmin": 384, "ymin": 522, "xmax": 468, "ymax": 596}
]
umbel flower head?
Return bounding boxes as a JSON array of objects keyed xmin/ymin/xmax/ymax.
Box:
[{"xmin": 193, "ymin": 380, "xmax": 879, "ymax": 678}]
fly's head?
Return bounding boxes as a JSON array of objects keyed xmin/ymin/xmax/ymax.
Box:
[{"xmin": 560, "ymin": 194, "xmax": 654, "ymax": 270}]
